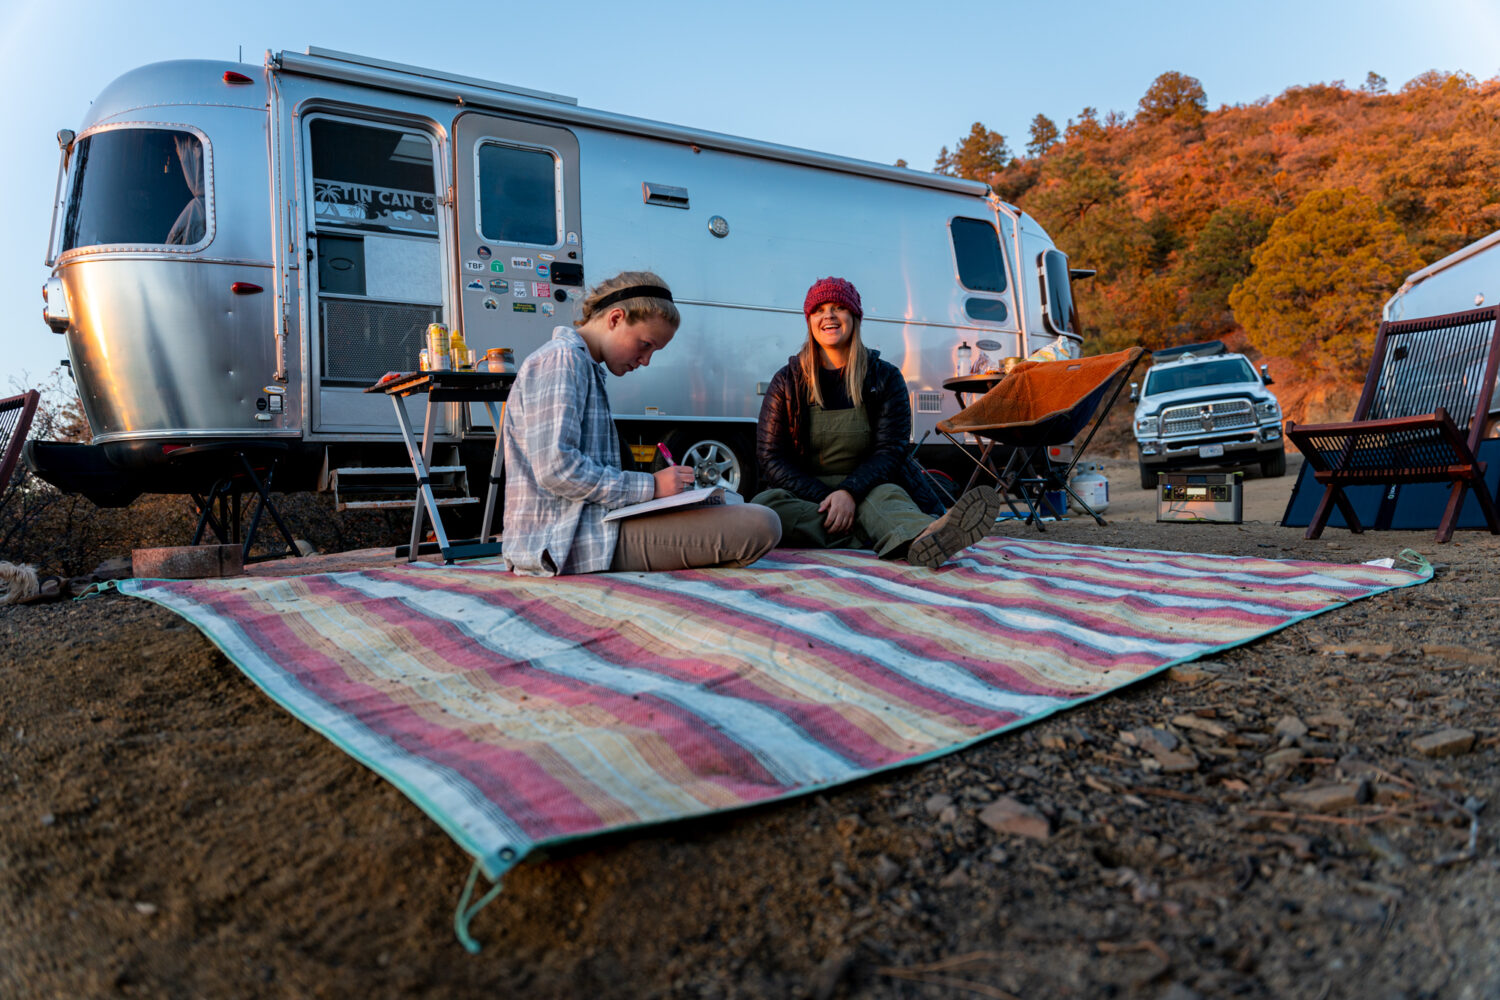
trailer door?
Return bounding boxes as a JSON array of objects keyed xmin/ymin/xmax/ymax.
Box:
[
  {"xmin": 452, "ymin": 112, "xmax": 582, "ymax": 425},
  {"xmin": 303, "ymin": 115, "xmax": 447, "ymax": 434}
]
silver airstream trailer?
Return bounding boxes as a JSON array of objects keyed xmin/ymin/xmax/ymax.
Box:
[{"xmin": 31, "ymin": 47, "xmax": 1084, "ymax": 508}]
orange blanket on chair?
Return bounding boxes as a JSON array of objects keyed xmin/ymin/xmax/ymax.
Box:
[{"xmin": 938, "ymin": 348, "xmax": 1144, "ymax": 443}]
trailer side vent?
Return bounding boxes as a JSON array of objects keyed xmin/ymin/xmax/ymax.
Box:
[
  {"xmin": 916, "ymin": 392, "xmax": 944, "ymax": 413},
  {"xmin": 642, "ymin": 182, "xmax": 689, "ymax": 209}
]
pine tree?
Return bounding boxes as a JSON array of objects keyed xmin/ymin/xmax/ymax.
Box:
[
  {"xmin": 1026, "ymin": 114, "xmax": 1059, "ymax": 157},
  {"xmin": 1229, "ymin": 188, "xmax": 1419, "ymax": 376},
  {"xmin": 934, "ymin": 123, "xmax": 1011, "ymax": 180},
  {"xmin": 1180, "ymin": 202, "xmax": 1274, "ymax": 335},
  {"xmin": 1137, "ymin": 71, "xmax": 1208, "ymax": 125}
]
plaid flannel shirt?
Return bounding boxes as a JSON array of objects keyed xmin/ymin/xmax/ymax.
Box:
[{"xmin": 502, "ymin": 326, "xmax": 654, "ymax": 575}]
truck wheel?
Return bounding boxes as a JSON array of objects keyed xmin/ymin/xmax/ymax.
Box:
[
  {"xmin": 658, "ymin": 430, "xmax": 757, "ymax": 496},
  {"xmin": 1139, "ymin": 460, "xmax": 1159, "ymax": 491},
  {"xmin": 1259, "ymin": 449, "xmax": 1287, "ymax": 478}
]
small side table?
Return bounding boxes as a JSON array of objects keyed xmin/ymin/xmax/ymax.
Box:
[
  {"xmin": 941, "ymin": 372, "xmax": 1007, "ymax": 407},
  {"xmin": 367, "ymin": 370, "xmax": 515, "ymax": 563},
  {"xmin": 941, "ymin": 373, "xmax": 1010, "ymax": 494}
]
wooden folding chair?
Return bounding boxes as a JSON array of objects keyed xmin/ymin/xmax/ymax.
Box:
[
  {"xmin": 936, "ymin": 348, "xmax": 1145, "ymax": 529},
  {"xmin": 0, "ymin": 390, "xmax": 41, "ymax": 493},
  {"xmin": 1285, "ymin": 305, "xmax": 1500, "ymax": 543}
]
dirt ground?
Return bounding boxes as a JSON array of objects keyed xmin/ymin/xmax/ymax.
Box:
[{"xmin": 3, "ymin": 453, "xmax": 1499, "ymax": 1000}]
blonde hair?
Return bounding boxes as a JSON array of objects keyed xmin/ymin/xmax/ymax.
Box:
[
  {"xmin": 798, "ymin": 314, "xmax": 868, "ymax": 408},
  {"xmin": 579, "ymin": 270, "xmax": 681, "ymax": 328}
]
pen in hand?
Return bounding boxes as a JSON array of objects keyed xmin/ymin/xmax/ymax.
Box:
[{"xmin": 656, "ymin": 441, "xmax": 695, "ymax": 491}]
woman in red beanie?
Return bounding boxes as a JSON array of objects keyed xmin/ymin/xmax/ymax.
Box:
[{"xmin": 752, "ymin": 276, "xmax": 1000, "ymax": 567}]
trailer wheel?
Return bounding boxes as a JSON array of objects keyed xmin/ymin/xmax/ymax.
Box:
[{"xmin": 658, "ymin": 430, "xmax": 756, "ymax": 496}]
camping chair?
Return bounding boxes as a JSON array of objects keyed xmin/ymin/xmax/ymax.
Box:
[
  {"xmin": 0, "ymin": 390, "xmax": 41, "ymax": 493},
  {"xmin": 1285, "ymin": 305, "xmax": 1500, "ymax": 543},
  {"xmin": 936, "ymin": 348, "xmax": 1145, "ymax": 530}
]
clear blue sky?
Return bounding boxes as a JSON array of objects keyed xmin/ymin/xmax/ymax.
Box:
[{"xmin": 4, "ymin": 0, "xmax": 1498, "ymax": 393}]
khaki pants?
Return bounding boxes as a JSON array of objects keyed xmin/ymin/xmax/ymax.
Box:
[
  {"xmin": 610, "ymin": 503, "xmax": 782, "ymax": 572},
  {"xmin": 750, "ymin": 482, "xmax": 933, "ymax": 558}
]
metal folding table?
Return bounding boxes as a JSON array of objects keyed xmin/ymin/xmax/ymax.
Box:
[{"xmin": 366, "ymin": 370, "xmax": 515, "ymax": 563}]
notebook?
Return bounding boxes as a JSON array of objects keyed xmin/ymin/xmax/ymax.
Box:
[{"xmin": 602, "ymin": 486, "xmax": 743, "ymax": 522}]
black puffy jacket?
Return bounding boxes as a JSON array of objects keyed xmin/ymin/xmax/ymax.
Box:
[{"xmin": 756, "ymin": 349, "xmax": 945, "ymax": 516}]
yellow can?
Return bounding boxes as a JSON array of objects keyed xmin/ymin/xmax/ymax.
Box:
[{"xmin": 426, "ymin": 323, "xmax": 451, "ymax": 370}]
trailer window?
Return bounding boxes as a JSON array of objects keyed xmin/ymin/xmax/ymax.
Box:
[
  {"xmin": 1039, "ymin": 249, "xmax": 1077, "ymax": 335},
  {"xmin": 950, "ymin": 217, "xmax": 1007, "ymax": 293},
  {"xmin": 61, "ymin": 128, "xmax": 207, "ymax": 251},
  {"xmin": 310, "ymin": 120, "xmax": 437, "ymax": 235},
  {"xmin": 964, "ymin": 298, "xmax": 1009, "ymax": 323},
  {"xmin": 476, "ymin": 143, "xmax": 559, "ymax": 246}
]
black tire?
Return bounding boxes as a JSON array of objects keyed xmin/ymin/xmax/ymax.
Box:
[
  {"xmin": 1259, "ymin": 448, "xmax": 1287, "ymax": 478},
  {"xmin": 657, "ymin": 429, "xmax": 757, "ymax": 496},
  {"xmin": 1139, "ymin": 459, "xmax": 1159, "ymax": 491}
]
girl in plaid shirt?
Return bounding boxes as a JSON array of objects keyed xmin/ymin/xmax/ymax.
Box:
[{"xmin": 502, "ymin": 272, "xmax": 781, "ymax": 575}]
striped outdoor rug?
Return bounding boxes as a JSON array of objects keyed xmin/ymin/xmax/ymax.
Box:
[{"xmin": 120, "ymin": 538, "xmax": 1427, "ymax": 908}]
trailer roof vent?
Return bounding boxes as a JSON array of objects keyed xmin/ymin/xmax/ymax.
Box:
[{"xmin": 642, "ymin": 182, "xmax": 689, "ymax": 210}]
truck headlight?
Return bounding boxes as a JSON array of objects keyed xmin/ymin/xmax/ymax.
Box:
[
  {"xmin": 1135, "ymin": 416, "xmax": 1158, "ymax": 436},
  {"xmin": 1255, "ymin": 401, "xmax": 1280, "ymax": 421}
]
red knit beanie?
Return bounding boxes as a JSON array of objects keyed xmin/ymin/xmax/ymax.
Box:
[{"xmin": 803, "ymin": 276, "xmax": 863, "ymax": 319}]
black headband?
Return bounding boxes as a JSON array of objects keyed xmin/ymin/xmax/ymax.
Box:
[{"xmin": 592, "ymin": 284, "xmax": 673, "ymax": 311}]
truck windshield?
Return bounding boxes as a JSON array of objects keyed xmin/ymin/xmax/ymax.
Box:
[
  {"xmin": 62, "ymin": 128, "xmax": 206, "ymax": 251},
  {"xmin": 1145, "ymin": 358, "xmax": 1257, "ymax": 395}
]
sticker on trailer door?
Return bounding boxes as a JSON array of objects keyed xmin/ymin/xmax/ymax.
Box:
[
  {"xmin": 537, "ymin": 263, "xmax": 550, "ymax": 279},
  {"xmin": 533, "ymin": 282, "xmax": 551, "ymax": 298},
  {"xmin": 538, "ymin": 252, "xmax": 555, "ymax": 261},
  {"xmin": 510, "ymin": 256, "xmax": 534, "ymax": 270},
  {"xmin": 513, "ymin": 283, "xmax": 527, "ymax": 297},
  {"xmin": 483, "ymin": 297, "xmax": 499, "ymax": 310},
  {"xmin": 490, "ymin": 260, "xmax": 504, "ymax": 273},
  {"xmin": 566, "ymin": 232, "xmax": 579, "ymax": 245},
  {"xmin": 465, "ymin": 260, "xmax": 485, "ymax": 272},
  {"xmin": 476, "ymin": 246, "xmax": 491, "ymax": 259},
  {"xmin": 466, "ymin": 280, "xmax": 485, "ymax": 292},
  {"xmin": 541, "ymin": 302, "xmax": 555, "ymax": 317},
  {"xmin": 489, "ymin": 278, "xmax": 509, "ymax": 293},
  {"xmin": 513, "ymin": 302, "xmax": 536, "ymax": 313}
]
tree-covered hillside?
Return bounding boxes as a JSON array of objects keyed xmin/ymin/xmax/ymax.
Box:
[{"xmin": 929, "ymin": 69, "xmax": 1500, "ymax": 408}]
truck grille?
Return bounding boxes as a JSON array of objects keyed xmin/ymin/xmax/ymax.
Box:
[{"xmin": 1160, "ymin": 399, "xmax": 1255, "ymax": 436}]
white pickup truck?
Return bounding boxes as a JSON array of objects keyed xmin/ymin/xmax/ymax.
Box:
[{"xmin": 1129, "ymin": 342, "xmax": 1285, "ymax": 489}]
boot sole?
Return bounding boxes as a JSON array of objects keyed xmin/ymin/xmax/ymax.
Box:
[{"xmin": 908, "ymin": 486, "xmax": 1001, "ymax": 567}]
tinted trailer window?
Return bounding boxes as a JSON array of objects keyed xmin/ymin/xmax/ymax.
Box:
[{"xmin": 62, "ymin": 128, "xmax": 206, "ymax": 250}]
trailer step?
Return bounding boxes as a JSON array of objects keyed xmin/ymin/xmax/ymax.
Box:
[
  {"xmin": 331, "ymin": 465, "xmax": 467, "ymax": 477},
  {"xmin": 330, "ymin": 463, "xmax": 474, "ymax": 511},
  {"xmin": 337, "ymin": 496, "xmax": 480, "ymax": 511}
]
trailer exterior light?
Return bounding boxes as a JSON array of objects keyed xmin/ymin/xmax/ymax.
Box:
[
  {"xmin": 223, "ymin": 70, "xmax": 253, "ymax": 85},
  {"xmin": 42, "ymin": 276, "xmax": 69, "ymax": 332}
]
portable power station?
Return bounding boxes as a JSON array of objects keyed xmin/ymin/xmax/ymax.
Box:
[{"xmin": 1156, "ymin": 472, "xmax": 1244, "ymax": 524}]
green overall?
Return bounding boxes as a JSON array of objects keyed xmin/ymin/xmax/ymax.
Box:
[{"xmin": 752, "ymin": 404, "xmax": 933, "ymax": 556}]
